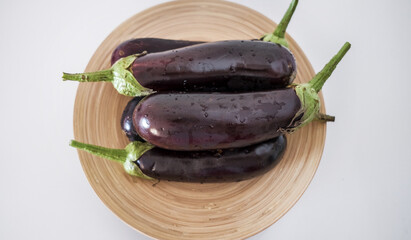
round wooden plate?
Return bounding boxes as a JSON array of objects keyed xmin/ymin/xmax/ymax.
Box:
[{"xmin": 73, "ymin": 0, "xmax": 326, "ymax": 239}]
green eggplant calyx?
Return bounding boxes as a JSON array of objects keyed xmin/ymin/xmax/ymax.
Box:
[
  {"xmin": 111, "ymin": 52, "xmax": 154, "ymax": 97},
  {"xmin": 123, "ymin": 142, "xmax": 154, "ymax": 179},
  {"xmin": 261, "ymin": 0, "xmax": 298, "ymax": 48},
  {"xmin": 292, "ymin": 83, "xmax": 321, "ymax": 130},
  {"xmin": 261, "ymin": 33, "xmax": 289, "ymax": 48}
]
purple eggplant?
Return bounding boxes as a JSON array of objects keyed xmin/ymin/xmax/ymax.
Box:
[
  {"xmin": 132, "ymin": 43, "xmax": 350, "ymax": 151},
  {"xmin": 69, "ymin": 135, "xmax": 286, "ymax": 183},
  {"xmin": 62, "ymin": 0, "xmax": 299, "ymax": 96},
  {"xmin": 131, "ymin": 40, "xmax": 296, "ymax": 92},
  {"xmin": 121, "ymin": 97, "xmax": 145, "ymax": 142},
  {"xmin": 63, "ymin": 40, "xmax": 296, "ymax": 95}
]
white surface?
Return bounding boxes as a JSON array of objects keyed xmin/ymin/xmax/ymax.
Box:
[{"xmin": 0, "ymin": 0, "xmax": 410, "ymax": 239}]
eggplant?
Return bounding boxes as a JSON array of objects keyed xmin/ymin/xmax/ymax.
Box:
[
  {"xmin": 69, "ymin": 135, "xmax": 287, "ymax": 183},
  {"xmin": 111, "ymin": 38, "xmax": 204, "ymax": 65},
  {"xmin": 63, "ymin": 40, "xmax": 296, "ymax": 95},
  {"xmin": 131, "ymin": 40, "xmax": 296, "ymax": 92},
  {"xmin": 62, "ymin": 0, "xmax": 299, "ymax": 96},
  {"xmin": 134, "ymin": 88, "xmax": 298, "ymax": 150},
  {"xmin": 121, "ymin": 97, "xmax": 145, "ymax": 142},
  {"xmin": 132, "ymin": 43, "xmax": 350, "ymax": 151}
]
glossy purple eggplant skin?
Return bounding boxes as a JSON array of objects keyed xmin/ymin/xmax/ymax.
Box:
[
  {"xmin": 121, "ymin": 97, "xmax": 145, "ymax": 142},
  {"xmin": 131, "ymin": 40, "xmax": 296, "ymax": 92},
  {"xmin": 133, "ymin": 89, "xmax": 301, "ymax": 151},
  {"xmin": 111, "ymin": 38, "xmax": 205, "ymax": 65},
  {"xmin": 136, "ymin": 135, "xmax": 286, "ymax": 182}
]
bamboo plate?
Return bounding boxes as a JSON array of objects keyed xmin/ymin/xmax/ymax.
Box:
[{"xmin": 73, "ymin": 0, "xmax": 326, "ymax": 239}]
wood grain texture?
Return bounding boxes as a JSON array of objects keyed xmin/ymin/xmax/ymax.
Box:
[{"xmin": 73, "ymin": 0, "xmax": 327, "ymax": 239}]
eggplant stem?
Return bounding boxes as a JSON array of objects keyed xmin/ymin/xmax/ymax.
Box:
[
  {"xmin": 62, "ymin": 69, "xmax": 113, "ymax": 82},
  {"xmin": 70, "ymin": 140, "xmax": 127, "ymax": 163},
  {"xmin": 261, "ymin": 0, "xmax": 298, "ymax": 48},
  {"xmin": 309, "ymin": 42, "xmax": 351, "ymax": 93},
  {"xmin": 70, "ymin": 140, "xmax": 154, "ymax": 179},
  {"xmin": 317, "ymin": 113, "xmax": 335, "ymax": 122},
  {"xmin": 273, "ymin": 0, "xmax": 298, "ymax": 39},
  {"xmin": 63, "ymin": 69, "xmax": 113, "ymax": 82}
]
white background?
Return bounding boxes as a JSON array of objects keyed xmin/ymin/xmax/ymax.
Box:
[{"xmin": 1, "ymin": 0, "xmax": 410, "ymax": 239}]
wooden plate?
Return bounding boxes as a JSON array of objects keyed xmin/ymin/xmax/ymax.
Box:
[{"xmin": 73, "ymin": 0, "xmax": 326, "ymax": 239}]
